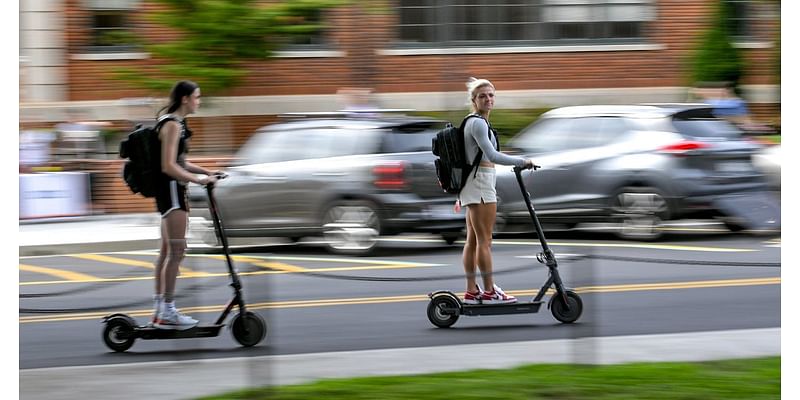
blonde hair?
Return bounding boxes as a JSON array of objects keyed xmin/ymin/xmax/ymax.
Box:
[{"xmin": 466, "ymin": 77, "xmax": 495, "ymax": 112}]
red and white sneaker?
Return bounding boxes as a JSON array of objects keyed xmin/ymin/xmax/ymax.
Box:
[
  {"xmin": 480, "ymin": 285, "xmax": 517, "ymax": 304},
  {"xmin": 463, "ymin": 284, "xmax": 483, "ymax": 305},
  {"xmin": 464, "ymin": 291, "xmax": 482, "ymax": 305}
]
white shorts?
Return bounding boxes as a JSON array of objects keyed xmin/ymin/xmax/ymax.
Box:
[{"xmin": 459, "ymin": 166, "xmax": 496, "ymax": 206}]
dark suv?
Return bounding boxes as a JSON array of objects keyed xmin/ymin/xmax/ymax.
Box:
[{"xmin": 188, "ymin": 113, "xmax": 464, "ymax": 255}]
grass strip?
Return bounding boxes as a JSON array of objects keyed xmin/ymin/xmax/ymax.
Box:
[{"xmin": 199, "ymin": 356, "xmax": 779, "ymax": 400}]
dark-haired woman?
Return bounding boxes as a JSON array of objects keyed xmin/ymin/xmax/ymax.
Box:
[{"xmin": 151, "ymin": 80, "xmax": 221, "ymax": 330}]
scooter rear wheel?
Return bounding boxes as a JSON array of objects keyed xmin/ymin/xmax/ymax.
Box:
[
  {"xmin": 551, "ymin": 290, "xmax": 583, "ymax": 324},
  {"xmin": 427, "ymin": 296, "xmax": 460, "ymax": 328},
  {"xmin": 230, "ymin": 311, "xmax": 267, "ymax": 347},
  {"xmin": 103, "ymin": 317, "xmax": 136, "ymax": 352}
]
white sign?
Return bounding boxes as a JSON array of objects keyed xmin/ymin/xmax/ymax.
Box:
[{"xmin": 20, "ymin": 172, "xmax": 91, "ymax": 219}]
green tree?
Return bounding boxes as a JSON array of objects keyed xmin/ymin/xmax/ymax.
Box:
[
  {"xmin": 690, "ymin": 0, "xmax": 745, "ymax": 87},
  {"xmin": 116, "ymin": 0, "xmax": 345, "ymax": 95}
]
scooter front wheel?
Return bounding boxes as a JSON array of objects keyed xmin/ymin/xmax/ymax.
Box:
[
  {"xmin": 103, "ymin": 316, "xmax": 136, "ymax": 352},
  {"xmin": 427, "ymin": 296, "xmax": 460, "ymax": 328},
  {"xmin": 230, "ymin": 311, "xmax": 267, "ymax": 347},
  {"xmin": 551, "ymin": 290, "xmax": 583, "ymax": 324}
]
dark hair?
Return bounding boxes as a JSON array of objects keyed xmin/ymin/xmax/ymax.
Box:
[{"xmin": 158, "ymin": 80, "xmax": 199, "ymax": 116}]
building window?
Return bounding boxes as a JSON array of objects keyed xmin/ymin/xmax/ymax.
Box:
[
  {"xmin": 90, "ymin": 10, "xmax": 135, "ymax": 49},
  {"xmin": 281, "ymin": 9, "xmax": 329, "ymax": 50},
  {"xmin": 726, "ymin": 0, "xmax": 753, "ymax": 38},
  {"xmin": 396, "ymin": 0, "xmax": 654, "ymax": 46},
  {"xmin": 83, "ymin": 0, "xmax": 139, "ymax": 53}
]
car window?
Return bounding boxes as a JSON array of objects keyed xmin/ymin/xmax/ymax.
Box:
[
  {"xmin": 595, "ymin": 117, "xmax": 630, "ymax": 144},
  {"xmin": 237, "ymin": 128, "xmax": 381, "ymax": 165},
  {"xmin": 671, "ymin": 117, "xmax": 743, "ymax": 139},
  {"xmin": 512, "ymin": 118, "xmax": 575, "ymax": 153},
  {"xmin": 237, "ymin": 129, "xmax": 306, "ymax": 165},
  {"xmin": 380, "ymin": 131, "xmax": 437, "ymax": 153},
  {"xmin": 309, "ymin": 129, "xmax": 381, "ymax": 158}
]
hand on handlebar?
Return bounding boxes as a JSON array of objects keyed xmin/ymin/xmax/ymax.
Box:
[
  {"xmin": 515, "ymin": 160, "xmax": 541, "ymax": 173},
  {"xmin": 198, "ymin": 174, "xmax": 218, "ymax": 187}
]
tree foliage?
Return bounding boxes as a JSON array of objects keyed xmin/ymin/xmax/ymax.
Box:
[
  {"xmin": 116, "ymin": 0, "xmax": 345, "ymax": 95},
  {"xmin": 689, "ymin": 0, "xmax": 745, "ymax": 87}
]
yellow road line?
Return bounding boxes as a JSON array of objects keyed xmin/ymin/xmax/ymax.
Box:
[
  {"xmin": 70, "ymin": 253, "xmax": 201, "ymax": 276},
  {"xmin": 19, "ymin": 259, "xmax": 444, "ymax": 286},
  {"xmin": 209, "ymin": 255, "xmax": 308, "ymax": 273},
  {"xmin": 19, "ymin": 264, "xmax": 99, "ymax": 282},
  {"xmin": 19, "ymin": 277, "xmax": 780, "ymax": 324},
  {"xmin": 380, "ymin": 237, "xmax": 755, "ymax": 252}
]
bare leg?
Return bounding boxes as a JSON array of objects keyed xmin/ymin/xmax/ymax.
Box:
[
  {"xmin": 154, "ymin": 221, "xmax": 168, "ymax": 295},
  {"xmin": 161, "ymin": 210, "xmax": 188, "ymax": 302},
  {"xmin": 462, "ymin": 210, "xmax": 479, "ymax": 292},
  {"xmin": 467, "ymin": 201, "xmax": 497, "ymax": 290}
]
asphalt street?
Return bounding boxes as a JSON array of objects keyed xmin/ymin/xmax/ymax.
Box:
[{"xmin": 20, "ymin": 231, "xmax": 780, "ymax": 370}]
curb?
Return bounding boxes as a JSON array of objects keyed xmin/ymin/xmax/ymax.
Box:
[{"xmin": 19, "ymin": 240, "xmax": 160, "ymax": 257}]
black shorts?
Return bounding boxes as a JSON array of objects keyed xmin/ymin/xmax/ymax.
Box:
[{"xmin": 156, "ymin": 179, "xmax": 189, "ymax": 217}]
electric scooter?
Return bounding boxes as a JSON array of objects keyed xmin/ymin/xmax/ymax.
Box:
[
  {"xmin": 102, "ymin": 175, "xmax": 267, "ymax": 352},
  {"xmin": 426, "ymin": 165, "xmax": 583, "ymax": 328}
]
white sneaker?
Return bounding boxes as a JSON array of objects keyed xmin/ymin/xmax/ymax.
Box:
[{"xmin": 154, "ymin": 307, "xmax": 199, "ymax": 330}]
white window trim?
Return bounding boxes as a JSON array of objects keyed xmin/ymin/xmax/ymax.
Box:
[
  {"xmin": 273, "ymin": 50, "xmax": 345, "ymax": 58},
  {"xmin": 378, "ymin": 43, "xmax": 664, "ymax": 56},
  {"xmin": 733, "ymin": 41, "xmax": 773, "ymax": 49},
  {"xmin": 71, "ymin": 52, "xmax": 149, "ymax": 61}
]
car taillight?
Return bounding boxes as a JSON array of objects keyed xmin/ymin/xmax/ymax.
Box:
[
  {"xmin": 658, "ymin": 140, "xmax": 710, "ymax": 155},
  {"xmin": 373, "ymin": 162, "xmax": 406, "ymax": 189}
]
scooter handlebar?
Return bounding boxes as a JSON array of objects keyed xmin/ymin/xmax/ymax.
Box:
[
  {"xmin": 513, "ymin": 164, "xmax": 541, "ymax": 174},
  {"xmin": 204, "ymin": 172, "xmax": 228, "ymax": 190}
]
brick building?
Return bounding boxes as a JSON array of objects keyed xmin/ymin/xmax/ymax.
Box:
[{"xmin": 19, "ymin": 0, "xmax": 780, "ymax": 214}]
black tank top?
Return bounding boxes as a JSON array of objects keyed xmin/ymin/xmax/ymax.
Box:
[{"xmin": 157, "ymin": 115, "xmax": 193, "ymax": 181}]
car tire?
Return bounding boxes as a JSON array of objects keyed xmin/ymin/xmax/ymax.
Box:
[
  {"xmin": 441, "ymin": 232, "xmax": 459, "ymax": 245},
  {"xmin": 611, "ymin": 186, "xmax": 670, "ymax": 241},
  {"xmin": 321, "ymin": 200, "xmax": 381, "ymax": 256}
]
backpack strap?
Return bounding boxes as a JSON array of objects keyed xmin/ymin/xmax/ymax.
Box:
[
  {"xmin": 155, "ymin": 114, "xmax": 177, "ymax": 132},
  {"xmin": 461, "ymin": 114, "xmax": 496, "ymax": 182},
  {"xmin": 457, "ymin": 114, "xmax": 486, "ymax": 194}
]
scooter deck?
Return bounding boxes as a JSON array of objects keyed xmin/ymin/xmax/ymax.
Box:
[
  {"xmin": 135, "ymin": 324, "xmax": 225, "ymax": 340},
  {"xmin": 461, "ymin": 301, "xmax": 544, "ymax": 316}
]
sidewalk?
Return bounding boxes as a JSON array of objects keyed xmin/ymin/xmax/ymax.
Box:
[
  {"xmin": 20, "ymin": 328, "xmax": 781, "ymax": 400},
  {"xmin": 19, "ymin": 213, "xmax": 162, "ymax": 256}
]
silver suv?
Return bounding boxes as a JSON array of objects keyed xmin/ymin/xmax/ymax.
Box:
[
  {"xmin": 188, "ymin": 114, "xmax": 464, "ymax": 255},
  {"xmin": 494, "ymin": 104, "xmax": 776, "ymax": 239}
]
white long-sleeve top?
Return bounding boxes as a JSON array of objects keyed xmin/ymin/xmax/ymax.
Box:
[{"xmin": 463, "ymin": 115, "xmax": 527, "ymax": 167}]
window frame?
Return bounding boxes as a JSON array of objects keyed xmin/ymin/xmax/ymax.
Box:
[{"xmin": 393, "ymin": 0, "xmax": 656, "ymax": 49}]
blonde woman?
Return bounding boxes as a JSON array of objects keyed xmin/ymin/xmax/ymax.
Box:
[{"xmin": 459, "ymin": 78, "xmax": 534, "ymax": 304}]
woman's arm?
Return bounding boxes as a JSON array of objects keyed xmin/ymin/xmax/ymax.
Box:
[
  {"xmin": 184, "ymin": 161, "xmax": 217, "ymax": 176},
  {"xmin": 468, "ymin": 118, "xmax": 528, "ymax": 167}
]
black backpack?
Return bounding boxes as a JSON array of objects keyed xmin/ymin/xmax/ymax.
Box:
[
  {"xmin": 119, "ymin": 117, "xmax": 174, "ymax": 198},
  {"xmin": 432, "ymin": 114, "xmax": 494, "ymax": 194}
]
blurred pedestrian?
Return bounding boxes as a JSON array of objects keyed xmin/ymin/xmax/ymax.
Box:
[
  {"xmin": 151, "ymin": 80, "xmax": 221, "ymax": 330},
  {"xmin": 459, "ymin": 77, "xmax": 535, "ymax": 305}
]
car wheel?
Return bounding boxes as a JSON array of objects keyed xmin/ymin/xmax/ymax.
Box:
[
  {"xmin": 321, "ymin": 200, "xmax": 381, "ymax": 255},
  {"xmin": 441, "ymin": 232, "xmax": 459, "ymax": 245},
  {"xmin": 611, "ymin": 186, "xmax": 669, "ymax": 241}
]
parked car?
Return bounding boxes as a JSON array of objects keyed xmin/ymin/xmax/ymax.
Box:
[
  {"xmin": 494, "ymin": 104, "xmax": 775, "ymax": 240},
  {"xmin": 188, "ymin": 113, "xmax": 464, "ymax": 255}
]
